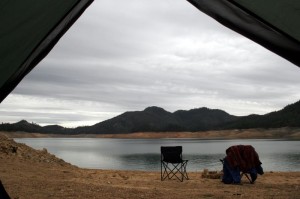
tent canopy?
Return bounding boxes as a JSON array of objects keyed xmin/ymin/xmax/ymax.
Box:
[
  {"xmin": 187, "ymin": 0, "xmax": 300, "ymax": 68},
  {"xmin": 0, "ymin": 0, "xmax": 93, "ymax": 102}
]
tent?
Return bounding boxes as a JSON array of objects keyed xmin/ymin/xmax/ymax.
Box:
[
  {"xmin": 0, "ymin": 0, "xmax": 93, "ymax": 103},
  {"xmin": 187, "ymin": 0, "xmax": 300, "ymax": 68}
]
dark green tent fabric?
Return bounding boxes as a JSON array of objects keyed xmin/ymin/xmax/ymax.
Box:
[
  {"xmin": 0, "ymin": 0, "xmax": 93, "ymax": 103},
  {"xmin": 187, "ymin": 0, "xmax": 300, "ymax": 68}
]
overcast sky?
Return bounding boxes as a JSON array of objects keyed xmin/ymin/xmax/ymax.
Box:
[{"xmin": 1, "ymin": 0, "xmax": 300, "ymax": 127}]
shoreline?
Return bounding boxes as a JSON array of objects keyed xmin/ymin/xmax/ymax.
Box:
[{"xmin": 1, "ymin": 127, "xmax": 300, "ymax": 140}]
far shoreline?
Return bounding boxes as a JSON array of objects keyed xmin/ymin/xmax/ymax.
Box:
[{"xmin": 1, "ymin": 127, "xmax": 300, "ymax": 140}]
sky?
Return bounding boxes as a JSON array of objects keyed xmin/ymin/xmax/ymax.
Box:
[{"xmin": 1, "ymin": 0, "xmax": 300, "ymax": 128}]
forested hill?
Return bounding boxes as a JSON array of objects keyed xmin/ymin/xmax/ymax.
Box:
[
  {"xmin": 74, "ymin": 107, "xmax": 237, "ymax": 134},
  {"xmin": 1, "ymin": 100, "xmax": 300, "ymax": 134},
  {"xmin": 223, "ymin": 100, "xmax": 300, "ymax": 129}
]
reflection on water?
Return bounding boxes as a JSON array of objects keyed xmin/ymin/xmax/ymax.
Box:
[
  {"xmin": 15, "ymin": 138, "xmax": 300, "ymax": 171},
  {"xmin": 117, "ymin": 154, "xmax": 159, "ymax": 171}
]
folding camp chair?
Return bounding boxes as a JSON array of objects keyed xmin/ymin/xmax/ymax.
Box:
[{"xmin": 161, "ymin": 146, "xmax": 188, "ymax": 182}]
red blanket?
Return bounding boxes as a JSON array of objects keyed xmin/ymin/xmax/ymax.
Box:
[{"xmin": 225, "ymin": 145, "xmax": 261, "ymax": 172}]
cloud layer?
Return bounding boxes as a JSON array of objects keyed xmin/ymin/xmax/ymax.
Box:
[{"xmin": 1, "ymin": 0, "xmax": 300, "ymax": 127}]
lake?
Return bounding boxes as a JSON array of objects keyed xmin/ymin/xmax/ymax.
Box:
[{"xmin": 15, "ymin": 138, "xmax": 300, "ymax": 172}]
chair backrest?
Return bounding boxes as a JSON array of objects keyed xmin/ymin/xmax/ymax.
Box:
[{"xmin": 161, "ymin": 146, "xmax": 183, "ymax": 163}]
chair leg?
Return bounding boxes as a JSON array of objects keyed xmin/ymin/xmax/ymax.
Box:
[
  {"xmin": 161, "ymin": 162, "xmax": 178, "ymax": 181},
  {"xmin": 166, "ymin": 163, "xmax": 182, "ymax": 181},
  {"xmin": 161, "ymin": 162, "xmax": 188, "ymax": 182},
  {"xmin": 183, "ymin": 160, "xmax": 189, "ymax": 180},
  {"xmin": 161, "ymin": 161, "xmax": 163, "ymax": 181},
  {"xmin": 241, "ymin": 172, "xmax": 253, "ymax": 184},
  {"xmin": 161, "ymin": 161, "xmax": 169, "ymax": 181}
]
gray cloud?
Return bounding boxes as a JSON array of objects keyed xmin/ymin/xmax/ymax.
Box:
[{"xmin": 1, "ymin": 0, "xmax": 300, "ymax": 127}]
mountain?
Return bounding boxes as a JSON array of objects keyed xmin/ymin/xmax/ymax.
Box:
[
  {"xmin": 0, "ymin": 120, "xmax": 43, "ymax": 132},
  {"xmin": 173, "ymin": 107, "xmax": 238, "ymax": 131},
  {"xmin": 0, "ymin": 120, "xmax": 72, "ymax": 134},
  {"xmin": 75, "ymin": 106, "xmax": 182, "ymax": 134},
  {"xmin": 1, "ymin": 100, "xmax": 300, "ymax": 134},
  {"xmin": 74, "ymin": 106, "xmax": 237, "ymax": 134},
  {"xmin": 223, "ymin": 100, "xmax": 300, "ymax": 129}
]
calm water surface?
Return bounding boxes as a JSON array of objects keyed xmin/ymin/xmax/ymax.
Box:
[{"xmin": 15, "ymin": 138, "xmax": 300, "ymax": 171}]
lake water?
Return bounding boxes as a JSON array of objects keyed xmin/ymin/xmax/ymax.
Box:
[{"xmin": 15, "ymin": 138, "xmax": 300, "ymax": 172}]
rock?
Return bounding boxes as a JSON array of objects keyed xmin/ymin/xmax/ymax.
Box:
[{"xmin": 202, "ymin": 169, "xmax": 222, "ymax": 179}]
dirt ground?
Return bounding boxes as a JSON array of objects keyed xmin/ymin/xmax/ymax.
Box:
[{"xmin": 1, "ymin": 133, "xmax": 300, "ymax": 199}]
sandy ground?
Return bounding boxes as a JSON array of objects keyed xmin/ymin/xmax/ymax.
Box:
[{"xmin": 0, "ymin": 133, "xmax": 300, "ymax": 199}]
